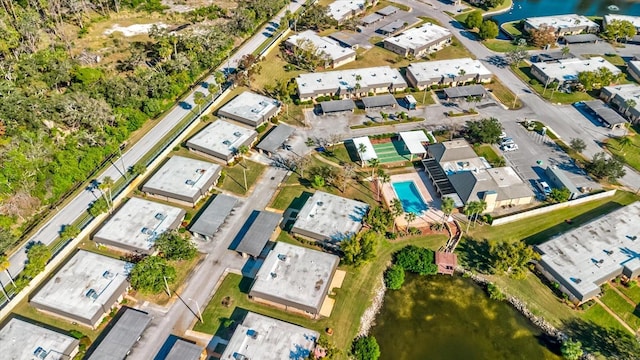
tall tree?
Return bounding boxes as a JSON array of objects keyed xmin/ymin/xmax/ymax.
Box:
[
  {"xmin": 529, "ymin": 25, "xmax": 557, "ymax": 48},
  {"xmin": 465, "ymin": 10, "xmax": 483, "ymax": 29},
  {"xmin": 490, "ymin": 241, "xmax": 540, "ymax": 279},
  {"xmin": 193, "ymin": 91, "xmax": 206, "ymax": 114},
  {"xmin": 440, "ymin": 196, "xmax": 455, "ymax": 223},
  {"xmin": 478, "ymin": 20, "xmax": 499, "ymax": 40},
  {"xmin": 99, "ymin": 176, "xmax": 114, "ymax": 213},
  {"xmin": 569, "ymin": 138, "xmax": 586, "ymax": 153}
]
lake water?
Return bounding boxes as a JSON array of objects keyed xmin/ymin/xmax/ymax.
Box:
[
  {"xmin": 492, "ymin": 0, "xmax": 640, "ymax": 24},
  {"xmin": 370, "ymin": 274, "xmax": 562, "ymax": 360}
]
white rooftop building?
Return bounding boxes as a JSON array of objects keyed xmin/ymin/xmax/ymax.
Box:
[
  {"xmin": 92, "ymin": 197, "xmax": 185, "ymax": 254},
  {"xmin": 291, "ymin": 191, "xmax": 369, "ymax": 242},
  {"xmin": 536, "ymin": 202, "xmax": 640, "ymax": 303},
  {"xmin": 141, "ymin": 156, "xmax": 221, "ymax": 206},
  {"xmin": 352, "ymin": 136, "xmax": 377, "ymax": 163},
  {"xmin": 601, "ymin": 83, "xmax": 640, "ymax": 123},
  {"xmin": 296, "ymin": 66, "xmax": 407, "ymax": 100},
  {"xmin": 604, "ymin": 14, "xmax": 640, "ymax": 33},
  {"xmin": 186, "ymin": 120, "xmax": 258, "ymax": 163},
  {"xmin": 217, "ymin": 91, "xmax": 280, "ymax": 127},
  {"xmin": 524, "ymin": 14, "xmax": 599, "ymax": 35},
  {"xmin": 383, "ymin": 23, "xmax": 452, "ymax": 58},
  {"xmin": 531, "ymin": 57, "xmax": 621, "ymax": 85},
  {"xmin": 249, "ymin": 242, "xmax": 340, "ymax": 317},
  {"xmin": 406, "ymin": 58, "xmax": 493, "ymax": 89},
  {"xmin": 0, "ymin": 318, "xmax": 80, "ymax": 360},
  {"xmin": 399, "ymin": 130, "xmax": 431, "ymax": 159},
  {"xmin": 328, "ymin": 0, "xmax": 367, "ymax": 22},
  {"xmin": 285, "ymin": 30, "xmax": 356, "ymax": 68},
  {"xmin": 30, "ymin": 250, "xmax": 130, "ymax": 328},
  {"xmin": 220, "ymin": 312, "xmax": 319, "ymax": 360}
]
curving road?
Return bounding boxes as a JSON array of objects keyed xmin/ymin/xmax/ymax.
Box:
[{"xmin": 0, "ymin": 0, "xmax": 305, "ymax": 294}]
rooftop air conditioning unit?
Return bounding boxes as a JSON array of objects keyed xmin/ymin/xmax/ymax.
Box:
[
  {"xmin": 155, "ymin": 213, "xmax": 166, "ymax": 220},
  {"xmin": 186, "ymin": 179, "xmax": 196, "ymax": 186}
]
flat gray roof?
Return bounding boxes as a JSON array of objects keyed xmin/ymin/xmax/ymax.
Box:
[
  {"xmin": 407, "ymin": 58, "xmax": 492, "ymax": 84},
  {"xmin": 320, "ymin": 99, "xmax": 356, "ymax": 113},
  {"xmin": 0, "ymin": 318, "xmax": 79, "ymax": 360},
  {"xmin": 361, "ymin": 13, "xmax": 383, "ymax": 25},
  {"xmin": 217, "ymin": 91, "xmax": 279, "ymax": 126},
  {"xmin": 379, "ymin": 19, "xmax": 406, "ymax": 34},
  {"xmin": 384, "ymin": 23, "xmax": 451, "ymax": 52},
  {"xmin": 562, "ymin": 34, "xmax": 600, "ymax": 43},
  {"xmin": 296, "ymin": 66, "xmax": 407, "ymax": 98},
  {"xmin": 292, "ymin": 191, "xmax": 369, "ymax": 242},
  {"xmin": 536, "ymin": 202, "xmax": 640, "ymax": 301},
  {"xmin": 256, "ymin": 124, "xmax": 295, "ymax": 154},
  {"xmin": 189, "ymin": 194, "xmax": 238, "ymax": 238},
  {"xmin": 141, "ymin": 156, "xmax": 221, "ymax": 203},
  {"xmin": 234, "ymin": 211, "xmax": 282, "ymax": 257},
  {"xmin": 164, "ymin": 339, "xmax": 203, "ymax": 360},
  {"xmin": 30, "ymin": 251, "xmax": 130, "ymax": 325},
  {"xmin": 220, "ymin": 312, "xmax": 319, "ymax": 360},
  {"xmin": 444, "ymin": 85, "xmax": 485, "ymax": 98},
  {"xmin": 602, "ymin": 83, "xmax": 640, "ymax": 115},
  {"xmin": 250, "ymin": 242, "xmax": 339, "ymax": 312},
  {"xmin": 376, "ymin": 5, "xmax": 399, "ymax": 16},
  {"xmin": 93, "ymin": 197, "xmax": 185, "ymax": 253},
  {"xmin": 545, "ymin": 166, "xmax": 580, "ymax": 195},
  {"xmin": 583, "ymin": 100, "xmax": 627, "ymax": 126},
  {"xmin": 285, "ymin": 30, "xmax": 356, "ymax": 63},
  {"xmin": 186, "ymin": 120, "xmax": 257, "ymax": 159},
  {"xmin": 532, "ymin": 57, "xmax": 620, "ymax": 83},
  {"xmin": 87, "ymin": 307, "xmax": 152, "ymax": 360},
  {"xmin": 361, "ymin": 94, "xmax": 397, "ymax": 108}
]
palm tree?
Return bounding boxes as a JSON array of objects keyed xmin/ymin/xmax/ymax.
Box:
[
  {"xmin": 561, "ymin": 46, "xmax": 570, "ymax": 58},
  {"xmin": 193, "ymin": 91, "xmax": 206, "ymax": 115},
  {"xmin": 390, "ymin": 198, "xmax": 404, "ymax": 234},
  {"xmin": 619, "ymin": 136, "xmax": 632, "ymax": 150},
  {"xmin": 404, "ymin": 212, "xmax": 417, "ymax": 234},
  {"xmin": 463, "ymin": 201, "xmax": 479, "ymax": 233},
  {"xmin": 0, "ymin": 254, "xmax": 14, "ymax": 288},
  {"xmin": 99, "ymin": 176, "xmax": 114, "ymax": 213},
  {"xmin": 440, "ymin": 196, "xmax": 455, "ymax": 223},
  {"xmin": 358, "ymin": 142, "xmax": 368, "ymax": 167},
  {"xmin": 549, "ymin": 81, "xmax": 560, "ymax": 101},
  {"xmin": 237, "ymin": 145, "xmax": 249, "ymax": 166},
  {"xmin": 473, "ymin": 200, "xmax": 487, "ymax": 227},
  {"xmin": 378, "ymin": 171, "xmax": 390, "ymax": 201},
  {"xmin": 624, "ymin": 99, "xmax": 637, "ymax": 116},
  {"xmin": 369, "ymin": 158, "xmax": 380, "ymax": 179}
]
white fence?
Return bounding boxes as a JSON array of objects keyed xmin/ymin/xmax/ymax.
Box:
[{"xmin": 491, "ymin": 190, "xmax": 617, "ymax": 226}]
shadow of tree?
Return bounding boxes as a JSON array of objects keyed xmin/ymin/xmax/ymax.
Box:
[
  {"xmin": 563, "ymin": 318, "xmax": 640, "ymax": 359},
  {"xmin": 455, "ymin": 237, "xmax": 492, "ymax": 273}
]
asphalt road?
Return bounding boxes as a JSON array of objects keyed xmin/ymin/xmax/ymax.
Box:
[{"xmin": 0, "ymin": 1, "xmax": 305, "ymax": 291}]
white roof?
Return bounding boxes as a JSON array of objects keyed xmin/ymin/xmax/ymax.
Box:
[
  {"xmin": 0, "ymin": 318, "xmax": 78, "ymax": 360},
  {"xmin": 525, "ymin": 14, "xmax": 598, "ymax": 30},
  {"xmin": 285, "ymin": 30, "xmax": 356, "ymax": 62},
  {"xmin": 297, "ymin": 66, "xmax": 407, "ymax": 97},
  {"xmin": 328, "ymin": 0, "xmax": 366, "ymax": 21},
  {"xmin": 186, "ymin": 120, "xmax": 257, "ymax": 158},
  {"xmin": 384, "ymin": 23, "xmax": 451, "ymax": 51},
  {"xmin": 141, "ymin": 156, "xmax": 220, "ymax": 201},
  {"xmin": 532, "ymin": 57, "xmax": 621, "ymax": 83},
  {"xmin": 221, "ymin": 312, "xmax": 319, "ymax": 360},
  {"xmin": 407, "ymin": 58, "xmax": 492, "ymax": 83},
  {"xmin": 352, "ymin": 136, "xmax": 377, "ymax": 161},
  {"xmin": 218, "ymin": 91, "xmax": 279, "ymax": 126},
  {"xmin": 603, "ymin": 83, "xmax": 640, "ymax": 113},
  {"xmin": 604, "ymin": 14, "xmax": 640, "ymax": 28},
  {"xmin": 537, "ymin": 202, "xmax": 640, "ymax": 300},
  {"xmin": 30, "ymin": 251, "xmax": 130, "ymax": 323},
  {"xmin": 399, "ymin": 130, "xmax": 429, "ymax": 154}
]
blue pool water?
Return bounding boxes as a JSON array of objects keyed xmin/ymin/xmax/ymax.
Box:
[{"xmin": 392, "ymin": 181, "xmax": 429, "ymax": 214}]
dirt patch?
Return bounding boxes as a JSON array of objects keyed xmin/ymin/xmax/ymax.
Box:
[{"xmin": 104, "ymin": 23, "xmax": 167, "ymax": 36}]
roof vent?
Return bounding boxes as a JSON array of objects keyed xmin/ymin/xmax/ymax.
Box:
[
  {"xmin": 34, "ymin": 347, "xmax": 47, "ymax": 360},
  {"xmin": 317, "ymin": 201, "xmax": 324, "ymax": 206},
  {"xmin": 278, "ymin": 254, "xmax": 287, "ymax": 261},
  {"xmin": 103, "ymin": 270, "xmax": 114, "ymax": 279},
  {"xmin": 86, "ymin": 289, "xmax": 98, "ymax": 299},
  {"xmin": 186, "ymin": 179, "xmax": 196, "ymax": 186},
  {"xmin": 246, "ymin": 329, "xmax": 259, "ymax": 339},
  {"xmin": 270, "ymin": 272, "xmax": 277, "ymax": 278},
  {"xmin": 223, "ymin": 140, "xmax": 232, "ymax": 146},
  {"xmin": 155, "ymin": 213, "xmax": 166, "ymax": 220}
]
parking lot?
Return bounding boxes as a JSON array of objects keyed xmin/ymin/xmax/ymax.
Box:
[{"xmin": 499, "ymin": 120, "xmax": 600, "ymax": 197}]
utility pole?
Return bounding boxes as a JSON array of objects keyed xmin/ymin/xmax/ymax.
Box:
[
  {"xmin": 243, "ymin": 167, "xmax": 248, "ymax": 191},
  {"xmin": 189, "ymin": 298, "xmax": 203, "ymax": 323},
  {"xmin": 163, "ymin": 276, "xmax": 171, "ymax": 297}
]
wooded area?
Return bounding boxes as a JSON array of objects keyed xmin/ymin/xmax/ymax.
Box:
[{"xmin": 0, "ymin": 0, "xmax": 288, "ymax": 253}]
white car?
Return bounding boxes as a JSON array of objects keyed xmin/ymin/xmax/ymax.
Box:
[
  {"xmin": 501, "ymin": 143, "xmax": 518, "ymax": 152},
  {"xmin": 537, "ymin": 180, "xmax": 552, "ymax": 195},
  {"xmin": 500, "ymin": 137, "xmax": 514, "ymax": 145},
  {"xmin": 499, "ymin": 131, "xmax": 507, "ymax": 139}
]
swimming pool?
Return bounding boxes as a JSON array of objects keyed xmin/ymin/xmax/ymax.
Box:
[{"xmin": 392, "ymin": 181, "xmax": 429, "ymax": 214}]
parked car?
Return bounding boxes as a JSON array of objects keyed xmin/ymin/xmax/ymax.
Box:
[
  {"xmin": 500, "ymin": 137, "xmax": 514, "ymax": 145},
  {"xmin": 501, "ymin": 143, "xmax": 518, "ymax": 152},
  {"xmin": 499, "ymin": 131, "xmax": 507, "ymax": 139},
  {"xmin": 537, "ymin": 180, "xmax": 552, "ymax": 196}
]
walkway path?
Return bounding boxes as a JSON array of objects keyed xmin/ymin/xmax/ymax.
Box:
[
  {"xmin": 593, "ymin": 297, "xmax": 636, "ymax": 335},
  {"xmin": 608, "ymin": 282, "xmax": 638, "ymax": 308}
]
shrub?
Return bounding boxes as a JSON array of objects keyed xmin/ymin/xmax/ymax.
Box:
[
  {"xmin": 529, "ymin": 78, "xmax": 539, "ymax": 85},
  {"xmin": 384, "ymin": 265, "xmax": 405, "ymax": 290},
  {"xmin": 487, "ymin": 283, "xmax": 506, "ymax": 301},
  {"xmin": 394, "ymin": 245, "xmax": 437, "ymax": 275},
  {"xmin": 351, "ymin": 336, "xmax": 380, "ymax": 360}
]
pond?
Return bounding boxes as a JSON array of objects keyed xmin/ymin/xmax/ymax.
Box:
[
  {"xmin": 492, "ymin": 0, "xmax": 640, "ymax": 24},
  {"xmin": 370, "ymin": 274, "xmax": 562, "ymax": 360}
]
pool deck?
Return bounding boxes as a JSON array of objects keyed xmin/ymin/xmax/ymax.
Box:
[{"xmin": 381, "ymin": 170, "xmax": 445, "ymax": 227}]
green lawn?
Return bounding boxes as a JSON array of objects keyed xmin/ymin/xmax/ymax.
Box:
[
  {"xmin": 474, "ymin": 144, "xmax": 502, "ymax": 166},
  {"xmin": 219, "ymin": 160, "xmax": 267, "ymax": 195},
  {"xmin": 616, "ymin": 283, "xmax": 640, "ymax": 304},
  {"xmin": 502, "ymin": 21, "xmax": 522, "ymax": 37},
  {"xmin": 600, "ymin": 287, "xmax": 640, "ymax": 330},
  {"xmin": 319, "ymin": 143, "xmax": 358, "ymax": 165},
  {"xmin": 469, "ymin": 190, "xmax": 639, "ymax": 245},
  {"xmin": 396, "ymin": 89, "xmax": 436, "ymax": 106},
  {"xmin": 193, "ymin": 235, "xmax": 448, "ymax": 357},
  {"xmin": 430, "ymin": 37, "xmax": 475, "ymax": 60},
  {"xmin": 270, "ymin": 186, "xmax": 309, "ymax": 211},
  {"xmin": 605, "ymin": 131, "xmax": 640, "ymax": 172},
  {"xmin": 483, "ymin": 39, "xmax": 536, "ymax": 53},
  {"xmin": 511, "ymin": 65, "xmax": 593, "ymax": 104},
  {"xmin": 486, "ymin": 78, "xmax": 523, "ymax": 109},
  {"xmin": 581, "ymin": 302, "xmax": 631, "ymax": 334}
]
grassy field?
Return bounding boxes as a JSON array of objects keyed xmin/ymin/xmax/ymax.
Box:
[
  {"xmin": 616, "ymin": 282, "xmax": 640, "ymax": 304},
  {"xmin": 468, "ymin": 190, "xmax": 639, "ymax": 245},
  {"xmin": 270, "ymin": 185, "xmax": 308, "ymax": 210},
  {"xmin": 511, "ymin": 65, "xmax": 594, "ymax": 104},
  {"xmin": 483, "ymin": 39, "xmax": 536, "ymax": 53},
  {"xmin": 193, "ymin": 234, "xmax": 448, "ymax": 357},
  {"xmin": 430, "ymin": 37, "xmax": 475, "ymax": 60},
  {"xmin": 486, "ymin": 78, "xmax": 522, "ymax": 109},
  {"xmin": 605, "ymin": 129, "xmax": 640, "ymax": 172},
  {"xmin": 474, "ymin": 144, "xmax": 502, "ymax": 165},
  {"xmin": 502, "ymin": 21, "xmax": 523, "ymax": 37},
  {"xmin": 600, "ymin": 286, "xmax": 640, "ymax": 330},
  {"xmin": 219, "ymin": 160, "xmax": 267, "ymax": 195}
]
